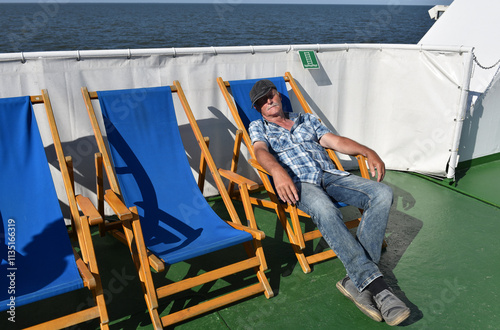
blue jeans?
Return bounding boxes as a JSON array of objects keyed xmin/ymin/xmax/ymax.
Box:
[{"xmin": 295, "ymin": 172, "xmax": 393, "ymax": 292}]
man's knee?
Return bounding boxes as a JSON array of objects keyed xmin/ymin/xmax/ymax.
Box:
[
  {"xmin": 298, "ymin": 192, "xmax": 343, "ymax": 222},
  {"xmin": 375, "ymin": 183, "xmax": 393, "ymax": 207}
]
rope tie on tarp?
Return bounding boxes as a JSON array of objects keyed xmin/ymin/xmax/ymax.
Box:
[{"xmin": 472, "ymin": 48, "xmax": 500, "ymax": 70}]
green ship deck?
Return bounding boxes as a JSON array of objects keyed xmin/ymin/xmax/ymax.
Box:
[{"xmin": 4, "ymin": 158, "xmax": 499, "ymax": 329}]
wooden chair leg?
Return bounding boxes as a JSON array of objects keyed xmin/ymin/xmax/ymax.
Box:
[
  {"xmin": 197, "ymin": 137, "xmax": 209, "ymax": 193},
  {"xmin": 289, "ymin": 206, "xmax": 306, "ymax": 249},
  {"xmin": 122, "ymin": 207, "xmax": 162, "ymax": 329},
  {"xmin": 227, "ymin": 129, "xmax": 243, "ymax": 196},
  {"xmin": 95, "ymin": 152, "xmax": 106, "ymax": 237},
  {"xmin": 274, "ymin": 205, "xmax": 312, "ymax": 273}
]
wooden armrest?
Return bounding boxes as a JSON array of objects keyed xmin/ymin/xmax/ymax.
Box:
[
  {"xmin": 104, "ymin": 190, "xmax": 133, "ymax": 221},
  {"xmin": 355, "ymin": 154, "xmax": 370, "ymax": 179},
  {"xmin": 248, "ymin": 158, "xmax": 271, "ymax": 175},
  {"xmin": 76, "ymin": 195, "xmax": 103, "ymax": 226},
  {"xmin": 73, "ymin": 248, "xmax": 96, "ymax": 290},
  {"xmin": 226, "ymin": 221, "xmax": 266, "ymax": 240},
  {"xmin": 218, "ymin": 169, "xmax": 260, "ymax": 190}
]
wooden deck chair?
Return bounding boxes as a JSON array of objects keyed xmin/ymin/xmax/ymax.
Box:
[
  {"xmin": 0, "ymin": 91, "xmax": 109, "ymax": 329},
  {"xmin": 81, "ymin": 82, "xmax": 273, "ymax": 329},
  {"xmin": 217, "ymin": 72, "xmax": 374, "ymax": 274}
]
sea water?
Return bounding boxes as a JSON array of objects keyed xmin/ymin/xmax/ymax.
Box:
[{"xmin": 0, "ymin": 3, "xmax": 436, "ymax": 53}]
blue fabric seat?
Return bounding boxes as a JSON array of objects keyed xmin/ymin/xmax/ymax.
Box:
[
  {"xmin": 0, "ymin": 96, "xmax": 83, "ymax": 309},
  {"xmin": 97, "ymin": 86, "xmax": 253, "ymax": 265},
  {"xmin": 0, "ymin": 93, "xmax": 108, "ymax": 329}
]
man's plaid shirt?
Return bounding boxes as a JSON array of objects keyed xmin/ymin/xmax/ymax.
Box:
[{"xmin": 249, "ymin": 112, "xmax": 349, "ymax": 185}]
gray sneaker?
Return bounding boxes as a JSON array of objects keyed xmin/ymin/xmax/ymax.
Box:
[
  {"xmin": 373, "ymin": 289, "xmax": 411, "ymax": 326},
  {"xmin": 336, "ymin": 276, "xmax": 383, "ymax": 322}
]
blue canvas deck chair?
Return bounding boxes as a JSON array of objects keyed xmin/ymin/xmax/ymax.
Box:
[
  {"xmin": 217, "ymin": 72, "xmax": 373, "ymax": 274},
  {"xmin": 81, "ymin": 81, "xmax": 273, "ymax": 329},
  {"xmin": 0, "ymin": 91, "xmax": 109, "ymax": 329}
]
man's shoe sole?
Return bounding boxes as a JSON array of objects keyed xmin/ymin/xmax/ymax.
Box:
[
  {"xmin": 336, "ymin": 281, "xmax": 383, "ymax": 322},
  {"xmin": 385, "ymin": 307, "xmax": 410, "ymax": 326}
]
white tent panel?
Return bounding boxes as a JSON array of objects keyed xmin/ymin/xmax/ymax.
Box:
[
  {"xmin": 459, "ymin": 71, "xmax": 500, "ymax": 160},
  {"xmin": 420, "ymin": 0, "xmax": 500, "ymax": 95},
  {"xmin": 419, "ymin": 0, "xmax": 500, "ymax": 161}
]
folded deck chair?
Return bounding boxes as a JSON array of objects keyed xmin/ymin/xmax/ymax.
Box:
[
  {"xmin": 217, "ymin": 72, "xmax": 373, "ymax": 274},
  {"xmin": 81, "ymin": 82, "xmax": 273, "ymax": 329},
  {"xmin": 0, "ymin": 91, "xmax": 109, "ymax": 329}
]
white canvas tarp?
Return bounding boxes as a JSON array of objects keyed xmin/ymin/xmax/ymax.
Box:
[
  {"xmin": 0, "ymin": 44, "xmax": 472, "ymax": 217},
  {"xmin": 420, "ymin": 0, "xmax": 500, "ymax": 160},
  {"xmin": 420, "ymin": 0, "xmax": 500, "ymax": 95}
]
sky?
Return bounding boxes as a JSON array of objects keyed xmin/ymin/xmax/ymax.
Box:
[{"xmin": 0, "ymin": 0, "xmax": 454, "ymax": 5}]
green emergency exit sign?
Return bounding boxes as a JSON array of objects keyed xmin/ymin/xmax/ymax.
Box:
[{"xmin": 298, "ymin": 50, "xmax": 320, "ymax": 69}]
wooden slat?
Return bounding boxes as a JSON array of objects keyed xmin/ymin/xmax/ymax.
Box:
[
  {"xmin": 306, "ymin": 249, "xmax": 338, "ymax": 265},
  {"xmin": 24, "ymin": 306, "xmax": 102, "ymax": 330},
  {"xmin": 161, "ymin": 283, "xmax": 264, "ymax": 327},
  {"xmin": 157, "ymin": 257, "xmax": 261, "ymax": 299},
  {"xmin": 303, "ymin": 229, "xmax": 323, "ymax": 242}
]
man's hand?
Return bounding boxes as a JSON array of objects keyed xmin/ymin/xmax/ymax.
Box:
[
  {"xmin": 366, "ymin": 150, "xmax": 386, "ymax": 182},
  {"xmin": 272, "ymin": 167, "xmax": 299, "ymax": 205},
  {"xmin": 320, "ymin": 133, "xmax": 386, "ymax": 182},
  {"xmin": 253, "ymin": 141, "xmax": 299, "ymax": 204}
]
